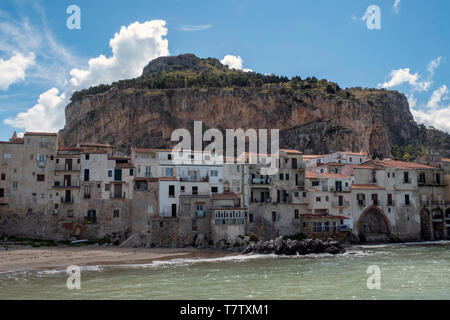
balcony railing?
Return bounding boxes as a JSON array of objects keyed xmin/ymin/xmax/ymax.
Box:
[
  {"xmin": 37, "ymin": 161, "xmax": 45, "ymax": 167},
  {"xmin": 403, "ymin": 177, "xmax": 412, "ymax": 184},
  {"xmin": 55, "ymin": 163, "xmax": 80, "ymax": 171},
  {"xmin": 54, "ymin": 182, "xmax": 80, "ymax": 188},
  {"xmin": 372, "ymin": 199, "xmax": 380, "ymax": 206},
  {"xmin": 60, "ymin": 197, "xmax": 74, "ymax": 204},
  {"xmin": 251, "ymin": 198, "xmax": 272, "ymax": 204},
  {"xmin": 251, "ymin": 177, "xmax": 271, "ymax": 185},
  {"xmin": 387, "ymin": 200, "xmax": 395, "ymax": 206},
  {"xmin": 357, "ymin": 200, "xmax": 366, "ymax": 207},
  {"xmin": 180, "ymin": 176, "xmax": 209, "ymax": 182},
  {"xmin": 179, "ymin": 190, "xmax": 210, "ymax": 197},
  {"xmin": 196, "ymin": 210, "xmax": 205, "ymax": 217}
]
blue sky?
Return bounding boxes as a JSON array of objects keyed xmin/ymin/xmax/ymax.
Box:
[{"xmin": 0, "ymin": 0, "xmax": 449, "ymax": 141}]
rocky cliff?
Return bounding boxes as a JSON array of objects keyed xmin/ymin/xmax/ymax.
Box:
[{"xmin": 60, "ymin": 54, "xmax": 450, "ymax": 158}]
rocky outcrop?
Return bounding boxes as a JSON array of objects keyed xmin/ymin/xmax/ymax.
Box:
[
  {"xmin": 60, "ymin": 54, "xmax": 450, "ymax": 157},
  {"xmin": 242, "ymin": 237, "xmax": 345, "ymax": 255}
]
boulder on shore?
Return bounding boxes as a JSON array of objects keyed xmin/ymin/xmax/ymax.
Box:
[{"xmin": 242, "ymin": 236, "xmax": 345, "ymax": 255}]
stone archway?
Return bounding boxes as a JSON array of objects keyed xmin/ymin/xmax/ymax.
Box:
[
  {"xmin": 420, "ymin": 208, "xmax": 432, "ymax": 241},
  {"xmin": 432, "ymin": 208, "xmax": 444, "ymax": 240},
  {"xmin": 356, "ymin": 206, "xmax": 391, "ymax": 242}
]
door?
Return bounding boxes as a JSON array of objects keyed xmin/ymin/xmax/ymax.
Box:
[
  {"xmin": 171, "ymin": 204, "xmax": 177, "ymax": 217},
  {"xmin": 65, "ymin": 190, "xmax": 71, "ymax": 202},
  {"xmin": 338, "ymin": 195, "xmax": 343, "ymax": 206},
  {"xmin": 335, "ymin": 181, "xmax": 342, "ymax": 192},
  {"xmin": 65, "ymin": 159, "xmax": 72, "ymax": 170},
  {"xmin": 292, "ymin": 158, "xmax": 297, "ymax": 169},
  {"xmin": 64, "ymin": 175, "xmax": 71, "ymax": 187},
  {"xmin": 114, "ymin": 169, "xmax": 122, "ymax": 181},
  {"xmin": 114, "ymin": 184, "xmax": 122, "ymax": 198},
  {"xmin": 0, "ymin": 188, "xmax": 4, "ymax": 198}
]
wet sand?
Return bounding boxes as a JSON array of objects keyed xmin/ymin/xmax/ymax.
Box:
[{"xmin": 0, "ymin": 246, "xmax": 237, "ymax": 273}]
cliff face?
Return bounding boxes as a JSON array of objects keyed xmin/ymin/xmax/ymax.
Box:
[{"xmin": 59, "ymin": 54, "xmax": 449, "ymax": 157}]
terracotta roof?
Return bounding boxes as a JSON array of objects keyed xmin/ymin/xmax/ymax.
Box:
[
  {"xmin": 351, "ymin": 184, "xmax": 385, "ymax": 190},
  {"xmin": 108, "ymin": 156, "xmax": 131, "ymax": 160},
  {"xmin": 349, "ymin": 164, "xmax": 377, "ymax": 169},
  {"xmin": 302, "ymin": 155, "xmax": 326, "ymax": 160},
  {"xmin": 305, "ymin": 170, "xmax": 347, "ymax": 179},
  {"xmin": 80, "ymin": 142, "xmax": 114, "ymax": 148},
  {"xmin": 58, "ymin": 147, "xmax": 83, "ymax": 152},
  {"xmin": 280, "ymin": 148, "xmax": 302, "ymax": 154},
  {"xmin": 0, "ymin": 140, "xmax": 24, "ymax": 145},
  {"xmin": 24, "ymin": 132, "xmax": 58, "ymax": 136},
  {"xmin": 371, "ymin": 159, "xmax": 435, "ymax": 170}
]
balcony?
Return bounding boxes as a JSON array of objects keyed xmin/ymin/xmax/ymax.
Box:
[
  {"xmin": 251, "ymin": 177, "xmax": 271, "ymax": 185},
  {"xmin": 403, "ymin": 177, "xmax": 412, "ymax": 184},
  {"xmin": 387, "ymin": 200, "xmax": 395, "ymax": 206},
  {"xmin": 330, "ymin": 187, "xmax": 351, "ymax": 193},
  {"xmin": 37, "ymin": 161, "xmax": 45, "ymax": 167},
  {"xmin": 331, "ymin": 201, "xmax": 349, "ymax": 207},
  {"xmin": 111, "ymin": 193, "xmax": 126, "ymax": 199},
  {"xmin": 55, "ymin": 163, "xmax": 80, "ymax": 171},
  {"xmin": 53, "ymin": 182, "xmax": 80, "ymax": 188},
  {"xmin": 196, "ymin": 210, "xmax": 205, "ymax": 218},
  {"xmin": 179, "ymin": 191, "xmax": 210, "ymax": 197},
  {"xmin": 180, "ymin": 176, "xmax": 209, "ymax": 182},
  {"xmin": 60, "ymin": 197, "xmax": 74, "ymax": 204},
  {"xmin": 357, "ymin": 200, "xmax": 366, "ymax": 207},
  {"xmin": 418, "ymin": 180, "xmax": 446, "ymax": 187}
]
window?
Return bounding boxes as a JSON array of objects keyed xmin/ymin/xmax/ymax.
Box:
[
  {"xmin": 387, "ymin": 194, "xmax": 393, "ymax": 206},
  {"xmin": 105, "ymin": 184, "xmax": 110, "ymax": 191},
  {"xmin": 279, "ymin": 173, "xmax": 283, "ymax": 180},
  {"xmin": 113, "ymin": 209, "xmax": 120, "ymax": 218},
  {"xmin": 192, "ymin": 186, "xmax": 198, "ymax": 195},
  {"xmin": 325, "ymin": 196, "xmax": 329, "ymax": 201},
  {"xmin": 87, "ymin": 210, "xmax": 96, "ymax": 224},
  {"xmin": 313, "ymin": 222, "xmax": 322, "ymax": 232},
  {"xmin": 67, "ymin": 210, "xmax": 74, "ymax": 218},
  {"xmin": 272, "ymin": 211, "xmax": 277, "ymax": 222},
  {"xmin": 349, "ymin": 157, "xmax": 352, "ymax": 162},
  {"xmin": 312, "ymin": 181, "xmax": 319, "ymax": 187},
  {"xmin": 403, "ymin": 172, "xmax": 410, "ymax": 183},
  {"xmin": 169, "ymin": 185, "xmax": 175, "ymax": 197},
  {"xmin": 85, "ymin": 154, "xmax": 90, "ymax": 160},
  {"xmin": 302, "ymin": 191, "xmax": 307, "ymax": 197},
  {"xmin": 285, "ymin": 174, "xmax": 289, "ymax": 180},
  {"xmin": 211, "ymin": 186, "xmax": 218, "ymax": 193},
  {"xmin": 12, "ymin": 182, "xmax": 18, "ymax": 191},
  {"xmin": 167, "ymin": 153, "xmax": 173, "ymax": 160},
  {"xmin": 210, "ymin": 170, "xmax": 218, "ymax": 177},
  {"xmin": 129, "ymin": 168, "xmax": 134, "ymax": 176},
  {"xmin": 84, "ymin": 185, "xmax": 91, "ymax": 199},
  {"xmin": 1, "ymin": 173, "xmax": 5, "ymax": 180},
  {"xmin": 159, "ymin": 221, "xmax": 164, "ymax": 228},
  {"xmin": 249, "ymin": 214, "xmax": 254, "ymax": 223},
  {"xmin": 294, "ymin": 192, "xmax": 299, "ymax": 197},
  {"xmin": 405, "ymin": 194, "xmax": 410, "ymax": 205},
  {"xmin": 83, "ymin": 169, "xmax": 89, "ymax": 181},
  {"xmin": 180, "ymin": 186, "xmax": 185, "ymax": 192},
  {"xmin": 40, "ymin": 138, "xmax": 47, "ymax": 148},
  {"xmin": 323, "ymin": 221, "xmax": 330, "ymax": 232},
  {"xmin": 165, "ymin": 168, "xmax": 173, "ymax": 177},
  {"xmin": 0, "ymin": 188, "xmax": 4, "ymax": 197},
  {"xmin": 316, "ymin": 197, "xmax": 321, "ymax": 202},
  {"xmin": 436, "ymin": 173, "xmax": 441, "ymax": 185},
  {"xmin": 145, "ymin": 166, "xmax": 151, "ymax": 177},
  {"xmin": 4, "ymin": 153, "xmax": 11, "ymax": 159},
  {"xmin": 27, "ymin": 208, "xmax": 32, "ymax": 215},
  {"xmin": 294, "ymin": 209, "xmax": 299, "ymax": 219},
  {"xmin": 37, "ymin": 174, "xmax": 45, "ymax": 182}
]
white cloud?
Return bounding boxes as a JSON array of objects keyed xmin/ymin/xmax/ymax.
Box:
[
  {"xmin": 4, "ymin": 88, "xmax": 66, "ymax": 132},
  {"xmin": 427, "ymin": 56, "xmax": 442, "ymax": 76},
  {"xmin": 406, "ymin": 93, "xmax": 417, "ymax": 108},
  {"xmin": 426, "ymin": 85, "xmax": 448, "ymax": 109},
  {"xmin": 179, "ymin": 25, "xmax": 212, "ymax": 31},
  {"xmin": 69, "ymin": 20, "xmax": 169, "ymax": 89},
  {"xmin": 378, "ymin": 68, "xmax": 431, "ymax": 92},
  {"xmin": 5, "ymin": 20, "xmax": 170, "ymax": 133},
  {"xmin": 220, "ymin": 55, "xmax": 252, "ymax": 72},
  {"xmin": 393, "ymin": 0, "xmax": 401, "ymax": 13},
  {"xmin": 411, "ymin": 106, "xmax": 450, "ymax": 132},
  {"xmin": 0, "ymin": 52, "xmax": 35, "ymax": 90}
]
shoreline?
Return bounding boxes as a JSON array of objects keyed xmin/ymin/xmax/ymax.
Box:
[{"xmin": 0, "ymin": 246, "xmax": 239, "ymax": 273}]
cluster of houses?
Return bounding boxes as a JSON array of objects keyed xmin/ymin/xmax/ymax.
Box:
[{"xmin": 0, "ymin": 131, "xmax": 449, "ymax": 246}]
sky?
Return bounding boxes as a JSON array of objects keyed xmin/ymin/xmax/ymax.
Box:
[{"xmin": 0, "ymin": 0, "xmax": 449, "ymax": 141}]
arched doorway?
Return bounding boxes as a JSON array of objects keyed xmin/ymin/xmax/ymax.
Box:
[
  {"xmin": 357, "ymin": 206, "xmax": 391, "ymax": 242},
  {"xmin": 432, "ymin": 208, "xmax": 444, "ymax": 240},
  {"xmin": 420, "ymin": 208, "xmax": 432, "ymax": 241}
]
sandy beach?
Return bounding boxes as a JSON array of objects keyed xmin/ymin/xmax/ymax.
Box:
[{"xmin": 0, "ymin": 246, "xmax": 237, "ymax": 273}]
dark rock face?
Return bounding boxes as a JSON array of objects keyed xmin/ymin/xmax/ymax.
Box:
[
  {"xmin": 60, "ymin": 54, "xmax": 450, "ymax": 157},
  {"xmin": 242, "ymin": 236, "xmax": 345, "ymax": 256}
]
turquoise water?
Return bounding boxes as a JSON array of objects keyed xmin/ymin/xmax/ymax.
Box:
[{"xmin": 1, "ymin": 242, "xmax": 450, "ymax": 300}]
